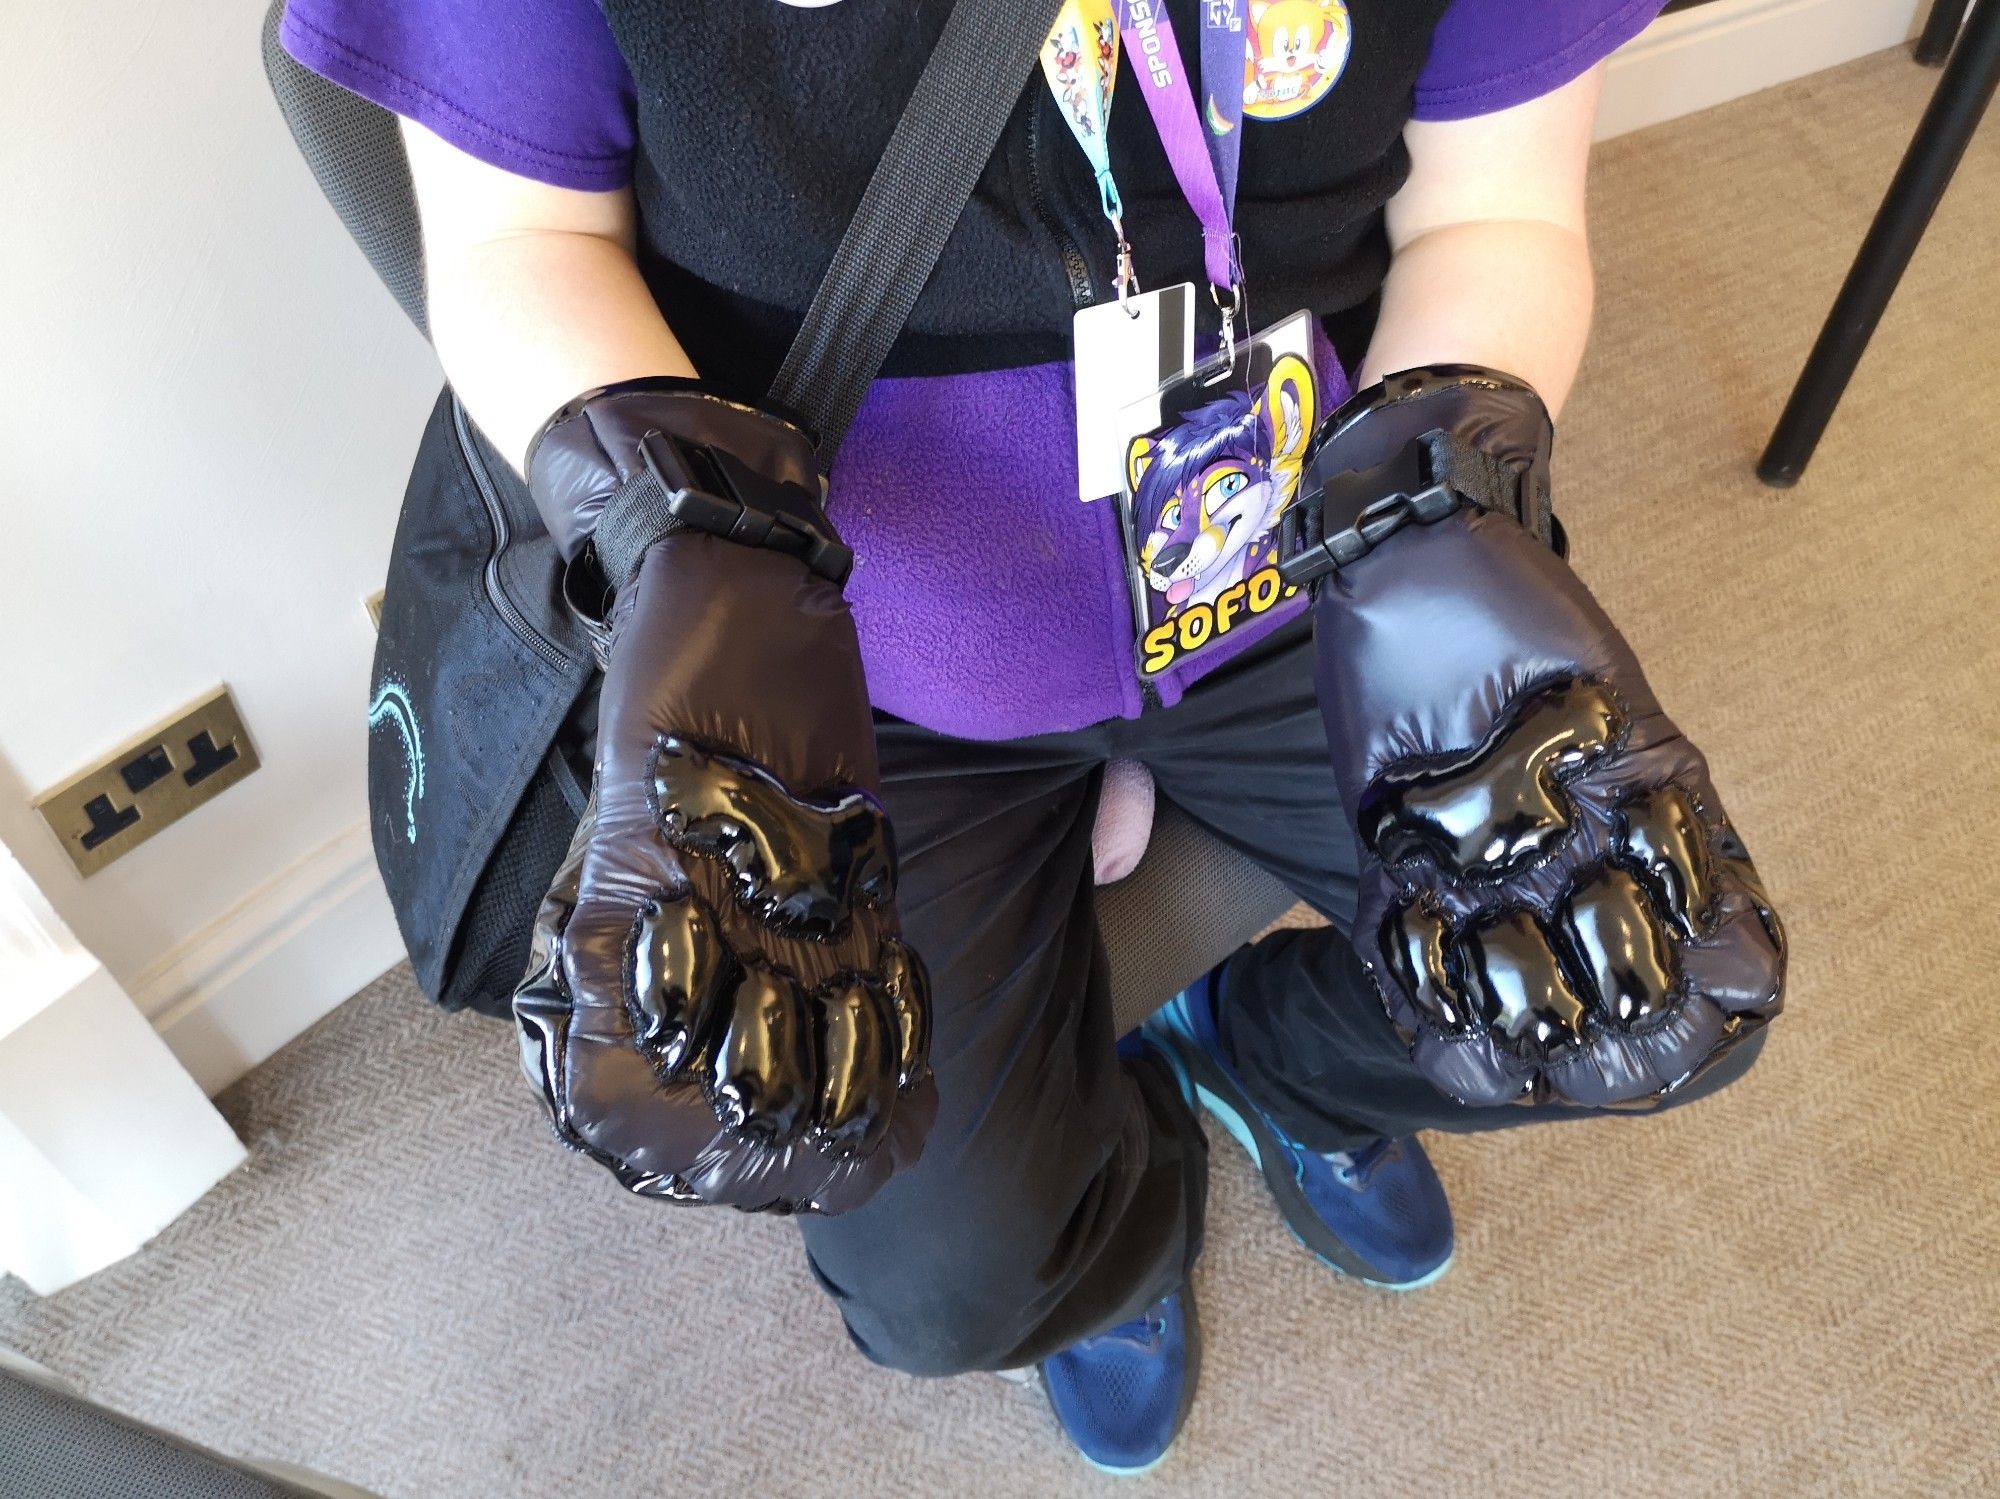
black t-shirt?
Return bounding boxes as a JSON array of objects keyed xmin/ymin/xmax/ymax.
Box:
[
  {"xmin": 604, "ymin": 0, "xmax": 1452, "ymax": 392},
  {"xmin": 284, "ymin": 0, "xmax": 1662, "ymax": 393}
]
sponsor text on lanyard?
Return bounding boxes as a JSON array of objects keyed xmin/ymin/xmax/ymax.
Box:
[
  {"xmin": 1041, "ymin": 1, "xmax": 1247, "ymax": 350},
  {"xmin": 1119, "ymin": 1, "xmax": 1246, "ymax": 354}
]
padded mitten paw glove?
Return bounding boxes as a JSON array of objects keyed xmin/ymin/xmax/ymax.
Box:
[
  {"xmin": 1284, "ymin": 367, "xmax": 1785, "ymax": 1108},
  {"xmin": 511, "ymin": 378, "xmax": 934, "ymax": 1212}
]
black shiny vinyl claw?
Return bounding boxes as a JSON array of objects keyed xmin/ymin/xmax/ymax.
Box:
[
  {"xmin": 1459, "ymin": 908, "xmax": 1590, "ymax": 1060},
  {"xmin": 1381, "ymin": 895, "xmax": 1473, "ymax": 1033},
  {"xmin": 811, "ymin": 978, "xmax": 899, "ymax": 1158},
  {"xmin": 1361, "ymin": 679, "xmax": 1622, "ymax": 880},
  {"xmin": 708, "ymin": 963, "xmax": 815, "ymax": 1143},
  {"xmin": 627, "ymin": 893, "xmax": 732, "ymax": 1071},
  {"xmin": 1614, "ymin": 786, "xmax": 1715, "ymax": 938},
  {"xmin": 1558, "ymin": 866, "xmax": 1679, "ymax": 1028},
  {"xmin": 877, "ymin": 938, "xmax": 933, "ymax": 1088},
  {"xmin": 652, "ymin": 736, "xmax": 896, "ymax": 937}
]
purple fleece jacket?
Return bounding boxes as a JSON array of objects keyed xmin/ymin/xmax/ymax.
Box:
[{"xmin": 835, "ymin": 335, "xmax": 1351, "ymax": 737}]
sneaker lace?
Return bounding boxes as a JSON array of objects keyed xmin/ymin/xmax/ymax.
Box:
[
  {"xmin": 1090, "ymin": 1302, "xmax": 1169, "ymax": 1351},
  {"xmin": 1325, "ymin": 1136, "xmax": 1399, "ymax": 1186}
]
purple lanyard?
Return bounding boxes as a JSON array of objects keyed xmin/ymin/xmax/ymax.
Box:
[{"xmin": 1116, "ymin": 1, "xmax": 1246, "ymax": 297}]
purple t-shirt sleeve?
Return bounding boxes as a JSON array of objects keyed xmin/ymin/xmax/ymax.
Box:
[
  {"xmin": 278, "ymin": 0, "xmax": 636, "ymax": 191},
  {"xmin": 1413, "ymin": 0, "xmax": 1666, "ymax": 120}
]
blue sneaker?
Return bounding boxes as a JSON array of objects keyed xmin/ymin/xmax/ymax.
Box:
[
  {"xmin": 1038, "ymin": 1290, "xmax": 1200, "ymax": 1475},
  {"xmin": 1147, "ymin": 974, "xmax": 1454, "ymax": 1290}
]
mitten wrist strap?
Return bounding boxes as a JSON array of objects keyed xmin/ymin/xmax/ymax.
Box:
[
  {"xmin": 1280, "ymin": 365, "xmax": 1559, "ymax": 591},
  {"xmin": 1280, "ymin": 430, "xmax": 1550, "ymax": 589},
  {"xmin": 594, "ymin": 428, "xmax": 852, "ymax": 593}
]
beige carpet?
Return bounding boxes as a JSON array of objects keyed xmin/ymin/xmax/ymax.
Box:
[{"xmin": 7, "ymin": 46, "xmax": 1999, "ymax": 1498}]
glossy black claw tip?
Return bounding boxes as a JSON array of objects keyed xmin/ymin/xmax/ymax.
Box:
[
  {"xmin": 1615, "ymin": 785, "xmax": 1716, "ymax": 939},
  {"xmin": 627, "ymin": 892, "xmax": 732, "ymax": 1071},
  {"xmin": 811, "ymin": 977, "xmax": 897, "ymax": 1159},
  {"xmin": 1380, "ymin": 896, "xmax": 1476, "ymax": 1034},
  {"xmin": 1459, "ymin": 909, "xmax": 1590, "ymax": 1060},
  {"xmin": 1557, "ymin": 865, "xmax": 1679, "ymax": 1029},
  {"xmin": 622, "ymin": 1169, "xmax": 704, "ymax": 1204},
  {"xmin": 708, "ymin": 964, "xmax": 815, "ymax": 1145},
  {"xmin": 877, "ymin": 938, "xmax": 933, "ymax": 1088}
]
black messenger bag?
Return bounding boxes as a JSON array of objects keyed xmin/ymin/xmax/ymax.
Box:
[
  {"xmin": 363, "ymin": 1, "xmax": 1066, "ymax": 1016},
  {"xmin": 368, "ymin": 393, "xmax": 592, "ymax": 1014}
]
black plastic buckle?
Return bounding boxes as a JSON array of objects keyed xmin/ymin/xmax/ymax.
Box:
[
  {"xmin": 1278, "ymin": 434, "xmax": 1462, "ymax": 589},
  {"xmin": 639, "ymin": 429, "xmax": 853, "ymax": 586}
]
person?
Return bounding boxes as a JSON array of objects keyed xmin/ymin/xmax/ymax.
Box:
[{"xmin": 283, "ymin": 0, "xmax": 1783, "ymax": 1473}]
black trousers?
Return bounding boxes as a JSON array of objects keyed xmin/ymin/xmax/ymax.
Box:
[{"xmin": 798, "ymin": 616, "xmax": 1762, "ymax": 1375}]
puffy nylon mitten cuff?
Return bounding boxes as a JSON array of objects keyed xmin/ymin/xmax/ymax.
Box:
[{"xmin": 525, "ymin": 376, "xmax": 830, "ymax": 586}]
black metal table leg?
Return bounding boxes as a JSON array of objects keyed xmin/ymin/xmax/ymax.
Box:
[
  {"xmin": 1917, "ymin": 0, "xmax": 1967, "ymax": 67},
  {"xmin": 1757, "ymin": 0, "xmax": 2000, "ymax": 487}
]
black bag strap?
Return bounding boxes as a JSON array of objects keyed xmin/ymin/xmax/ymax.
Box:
[{"xmin": 768, "ymin": 0, "xmax": 1065, "ymax": 465}]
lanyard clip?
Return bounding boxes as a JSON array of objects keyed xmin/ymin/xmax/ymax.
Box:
[
  {"xmin": 1210, "ymin": 280, "xmax": 1243, "ymax": 372},
  {"xmin": 1112, "ymin": 217, "xmax": 1141, "ymax": 316}
]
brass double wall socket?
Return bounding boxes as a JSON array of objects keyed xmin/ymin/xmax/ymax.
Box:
[{"xmin": 33, "ymin": 686, "xmax": 260, "ymax": 877}]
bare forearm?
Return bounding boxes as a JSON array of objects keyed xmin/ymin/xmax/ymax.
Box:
[
  {"xmin": 427, "ymin": 230, "xmax": 694, "ymax": 473},
  {"xmin": 1357, "ymin": 65, "xmax": 1603, "ymax": 418},
  {"xmin": 402, "ymin": 119, "xmax": 694, "ymax": 475},
  {"xmin": 1356, "ymin": 217, "xmax": 1594, "ymax": 416}
]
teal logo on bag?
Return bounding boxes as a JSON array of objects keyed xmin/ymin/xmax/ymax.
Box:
[{"xmin": 368, "ymin": 678, "xmax": 426, "ymax": 844}]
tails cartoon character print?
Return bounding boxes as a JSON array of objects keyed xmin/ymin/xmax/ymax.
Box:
[
  {"xmin": 1127, "ymin": 353, "xmax": 1316, "ymax": 674},
  {"xmin": 1243, "ymin": 0, "xmax": 1351, "ymax": 120}
]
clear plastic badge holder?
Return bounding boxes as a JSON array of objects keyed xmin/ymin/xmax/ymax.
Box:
[{"xmin": 1115, "ymin": 309, "xmax": 1320, "ymax": 679}]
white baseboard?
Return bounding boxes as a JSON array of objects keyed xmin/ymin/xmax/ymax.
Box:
[
  {"xmin": 132, "ymin": 821, "xmax": 405, "ymax": 1097},
  {"xmin": 1598, "ymin": 0, "xmax": 1923, "ymax": 140}
]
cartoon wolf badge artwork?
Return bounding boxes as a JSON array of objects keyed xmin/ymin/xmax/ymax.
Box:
[{"xmin": 1125, "ymin": 352, "xmax": 1316, "ymax": 675}]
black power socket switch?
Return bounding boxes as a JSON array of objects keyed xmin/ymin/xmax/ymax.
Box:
[
  {"xmin": 79, "ymin": 793, "xmax": 142, "ymax": 851},
  {"xmin": 121, "ymin": 745, "xmax": 173, "ymax": 795},
  {"xmin": 183, "ymin": 730, "xmax": 240, "ymax": 787}
]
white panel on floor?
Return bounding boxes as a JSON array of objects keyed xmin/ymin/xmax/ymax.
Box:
[{"xmin": 0, "ymin": 847, "xmax": 245, "ymax": 1295}]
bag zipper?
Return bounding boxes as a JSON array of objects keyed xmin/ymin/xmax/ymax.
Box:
[{"xmin": 451, "ymin": 396, "xmax": 572, "ymax": 674}]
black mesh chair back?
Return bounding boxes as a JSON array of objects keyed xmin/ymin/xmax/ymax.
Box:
[
  {"xmin": 259, "ymin": 1, "xmax": 1299, "ymax": 1033},
  {"xmin": 0, "ymin": 1352, "xmax": 380, "ymax": 1498}
]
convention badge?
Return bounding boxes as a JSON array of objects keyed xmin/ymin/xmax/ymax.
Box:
[
  {"xmin": 1074, "ymin": 282, "xmax": 1196, "ymax": 502},
  {"xmin": 1241, "ymin": 0, "xmax": 1352, "ymax": 121},
  {"xmin": 1116, "ymin": 310, "xmax": 1318, "ymax": 678}
]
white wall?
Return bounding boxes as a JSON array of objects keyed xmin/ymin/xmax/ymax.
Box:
[
  {"xmin": 0, "ymin": 0, "xmax": 1924, "ymax": 1097},
  {"xmin": 0, "ymin": 1, "xmax": 438, "ymax": 1087}
]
